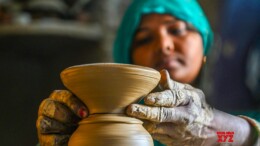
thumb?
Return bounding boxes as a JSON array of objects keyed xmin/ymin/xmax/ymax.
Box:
[
  {"xmin": 159, "ymin": 69, "xmax": 194, "ymax": 90},
  {"xmin": 159, "ymin": 70, "xmax": 187, "ymax": 90}
]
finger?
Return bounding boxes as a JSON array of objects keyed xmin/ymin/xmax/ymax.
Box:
[
  {"xmin": 127, "ymin": 104, "xmax": 161, "ymax": 122},
  {"xmin": 38, "ymin": 134, "xmax": 70, "ymax": 146},
  {"xmin": 49, "ymin": 90, "xmax": 88, "ymax": 118},
  {"xmin": 142, "ymin": 121, "xmax": 178, "ymax": 138},
  {"xmin": 159, "ymin": 70, "xmax": 194, "ymax": 90},
  {"xmin": 127, "ymin": 104, "xmax": 190, "ymax": 123},
  {"xmin": 144, "ymin": 89, "xmax": 191, "ymax": 107},
  {"xmin": 36, "ymin": 116, "xmax": 78, "ymax": 134},
  {"xmin": 38, "ymin": 98, "xmax": 80, "ymax": 124},
  {"xmin": 146, "ymin": 124, "xmax": 195, "ymax": 146},
  {"xmin": 145, "ymin": 122, "xmax": 186, "ymax": 138}
]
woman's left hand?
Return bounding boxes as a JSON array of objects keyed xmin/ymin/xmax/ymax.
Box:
[{"xmin": 126, "ymin": 70, "xmax": 215, "ymax": 146}]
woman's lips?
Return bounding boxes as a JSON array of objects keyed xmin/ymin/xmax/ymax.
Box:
[{"xmin": 156, "ymin": 57, "xmax": 185, "ymax": 71}]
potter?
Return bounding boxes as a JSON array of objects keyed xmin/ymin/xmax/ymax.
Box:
[{"xmin": 36, "ymin": 0, "xmax": 260, "ymax": 146}]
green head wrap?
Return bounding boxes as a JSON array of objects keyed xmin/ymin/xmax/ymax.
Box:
[{"xmin": 113, "ymin": 0, "xmax": 213, "ymax": 63}]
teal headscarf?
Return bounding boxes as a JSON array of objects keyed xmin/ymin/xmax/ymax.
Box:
[{"xmin": 113, "ymin": 0, "xmax": 213, "ymax": 63}]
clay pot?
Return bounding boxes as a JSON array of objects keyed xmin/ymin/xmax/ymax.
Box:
[{"xmin": 61, "ymin": 63, "xmax": 161, "ymax": 146}]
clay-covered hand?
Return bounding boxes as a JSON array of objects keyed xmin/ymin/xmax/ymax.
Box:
[
  {"xmin": 36, "ymin": 90, "xmax": 88, "ymax": 146},
  {"xmin": 127, "ymin": 70, "xmax": 214, "ymax": 146}
]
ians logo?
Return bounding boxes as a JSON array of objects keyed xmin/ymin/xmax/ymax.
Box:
[{"xmin": 216, "ymin": 131, "xmax": 234, "ymax": 143}]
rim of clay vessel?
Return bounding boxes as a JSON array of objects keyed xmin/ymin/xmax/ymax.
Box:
[
  {"xmin": 60, "ymin": 63, "xmax": 161, "ymax": 114},
  {"xmin": 64, "ymin": 63, "xmax": 160, "ymax": 79}
]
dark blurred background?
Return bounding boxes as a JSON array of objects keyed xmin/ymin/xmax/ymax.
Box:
[{"xmin": 0, "ymin": 0, "xmax": 259, "ymax": 146}]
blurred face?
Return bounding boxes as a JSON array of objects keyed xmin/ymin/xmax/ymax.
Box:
[{"xmin": 131, "ymin": 14, "xmax": 204, "ymax": 84}]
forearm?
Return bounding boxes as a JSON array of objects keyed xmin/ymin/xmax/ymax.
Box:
[{"xmin": 204, "ymin": 109, "xmax": 257, "ymax": 146}]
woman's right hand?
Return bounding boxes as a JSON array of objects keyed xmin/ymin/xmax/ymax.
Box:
[{"xmin": 36, "ymin": 90, "xmax": 88, "ymax": 146}]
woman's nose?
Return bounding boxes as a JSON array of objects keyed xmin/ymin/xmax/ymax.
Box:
[{"xmin": 157, "ymin": 31, "xmax": 174, "ymax": 55}]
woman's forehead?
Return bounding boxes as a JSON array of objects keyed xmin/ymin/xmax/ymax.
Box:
[{"xmin": 138, "ymin": 14, "xmax": 185, "ymax": 28}]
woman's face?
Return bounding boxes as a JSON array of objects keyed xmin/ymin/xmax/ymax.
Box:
[{"xmin": 131, "ymin": 14, "xmax": 204, "ymax": 84}]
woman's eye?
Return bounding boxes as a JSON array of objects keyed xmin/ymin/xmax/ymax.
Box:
[
  {"xmin": 134, "ymin": 37, "xmax": 152, "ymax": 47},
  {"xmin": 169, "ymin": 28, "xmax": 186, "ymax": 36}
]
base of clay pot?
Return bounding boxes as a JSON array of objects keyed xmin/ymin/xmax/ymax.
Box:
[{"xmin": 68, "ymin": 114, "xmax": 154, "ymax": 146}]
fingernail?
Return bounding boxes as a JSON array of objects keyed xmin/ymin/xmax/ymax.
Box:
[
  {"xmin": 127, "ymin": 104, "xmax": 137, "ymax": 115},
  {"xmin": 78, "ymin": 108, "xmax": 87, "ymax": 118},
  {"xmin": 145, "ymin": 95, "xmax": 155, "ymax": 104}
]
